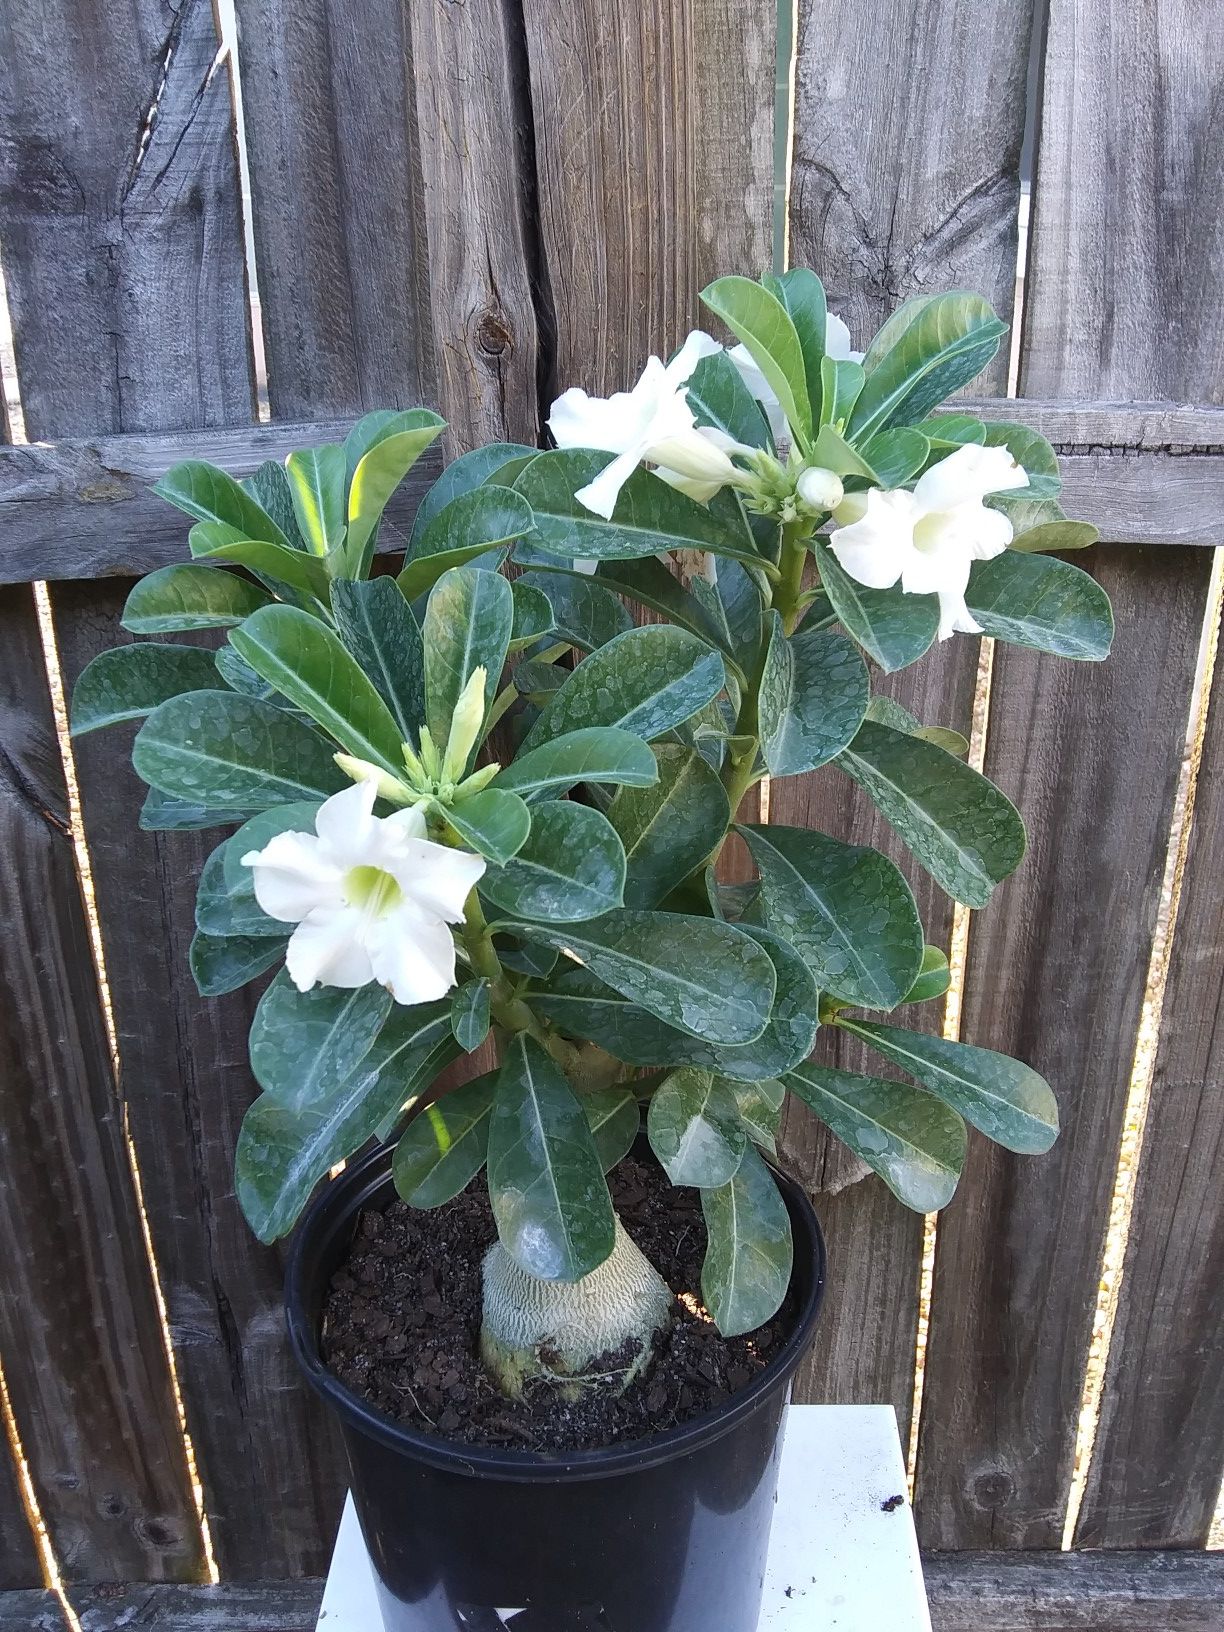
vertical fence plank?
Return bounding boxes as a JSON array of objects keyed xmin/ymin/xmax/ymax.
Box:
[
  {"xmin": 1061, "ymin": 0, "xmax": 1224, "ymax": 1548},
  {"xmin": 1, "ymin": 0, "xmax": 350, "ymax": 1579},
  {"xmin": 0, "ymin": 586, "xmax": 202, "ymax": 1582},
  {"xmin": 781, "ymin": 0, "xmax": 1035, "ymax": 1427},
  {"xmin": 1073, "ymin": 634, "xmax": 1224, "ymax": 1547},
  {"xmin": 521, "ymin": 0, "xmax": 775, "ymax": 398},
  {"xmin": 914, "ymin": 0, "xmax": 1220, "ymax": 1548}
]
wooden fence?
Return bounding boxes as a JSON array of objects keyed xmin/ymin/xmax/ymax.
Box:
[{"xmin": 0, "ymin": 0, "xmax": 1221, "ymax": 1622}]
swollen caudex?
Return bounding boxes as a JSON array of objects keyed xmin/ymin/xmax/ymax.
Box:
[{"xmin": 480, "ymin": 1220, "xmax": 674, "ymax": 1400}]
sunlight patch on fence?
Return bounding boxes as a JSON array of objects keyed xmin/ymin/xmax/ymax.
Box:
[
  {"xmin": 215, "ymin": 0, "xmax": 271, "ymax": 421},
  {"xmin": 1061, "ymin": 545, "xmax": 1224, "ymax": 1550},
  {"xmin": 0, "ymin": 1354, "xmax": 80, "ymax": 1629}
]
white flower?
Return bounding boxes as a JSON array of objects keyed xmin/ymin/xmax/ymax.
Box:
[
  {"xmin": 796, "ymin": 466, "xmax": 845, "ymax": 512},
  {"xmin": 242, "ymin": 780, "xmax": 485, "ymax": 1005},
  {"xmin": 828, "ymin": 443, "xmax": 1029, "ymax": 639},
  {"xmin": 548, "ymin": 331, "xmax": 745, "ymax": 520},
  {"xmin": 729, "ymin": 311, "xmax": 863, "ymax": 441}
]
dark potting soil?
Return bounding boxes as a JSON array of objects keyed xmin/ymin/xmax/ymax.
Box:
[{"xmin": 320, "ymin": 1155, "xmax": 799, "ymax": 1452}]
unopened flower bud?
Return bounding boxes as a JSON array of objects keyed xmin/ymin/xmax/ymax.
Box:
[
  {"xmin": 796, "ymin": 465, "xmax": 845, "ymax": 513},
  {"xmin": 442, "ymin": 667, "xmax": 488, "ymax": 782},
  {"xmin": 333, "ymin": 754, "xmax": 414, "ymax": 806}
]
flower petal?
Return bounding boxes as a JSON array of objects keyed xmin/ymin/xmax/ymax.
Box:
[
  {"xmin": 575, "ymin": 443, "xmax": 652, "ymax": 518},
  {"xmin": 242, "ymin": 830, "xmax": 342, "ymax": 923},
  {"xmin": 664, "ymin": 330, "xmax": 723, "ymax": 386},
  {"xmin": 366, "ymin": 906, "xmax": 459, "ymax": 1005},
  {"xmin": 383, "ymin": 804, "xmax": 429, "ymax": 840},
  {"xmin": 390, "ymin": 840, "xmax": 486, "ymax": 924},
  {"xmin": 647, "ymin": 427, "xmax": 737, "ymax": 484},
  {"xmin": 728, "ymin": 343, "xmax": 789, "ymax": 441},
  {"xmin": 936, "ymin": 588, "xmax": 983, "ymax": 641},
  {"xmin": 285, "ymin": 905, "xmax": 376, "ymax": 991},
  {"xmin": 313, "ymin": 778, "xmax": 380, "ymax": 867},
  {"xmin": 914, "ymin": 443, "xmax": 1030, "ymax": 512},
  {"xmin": 824, "ymin": 312, "xmax": 864, "ymax": 365},
  {"xmin": 828, "ymin": 488, "xmax": 918, "ymax": 589}
]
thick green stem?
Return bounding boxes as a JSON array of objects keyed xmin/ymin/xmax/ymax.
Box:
[{"xmin": 774, "ymin": 518, "xmax": 814, "ymax": 636}]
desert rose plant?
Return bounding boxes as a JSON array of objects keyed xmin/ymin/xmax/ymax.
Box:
[{"xmin": 73, "ymin": 270, "xmax": 1112, "ymax": 1399}]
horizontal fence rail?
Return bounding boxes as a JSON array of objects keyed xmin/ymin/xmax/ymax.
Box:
[{"xmin": 0, "ymin": 0, "xmax": 1219, "ymax": 1602}]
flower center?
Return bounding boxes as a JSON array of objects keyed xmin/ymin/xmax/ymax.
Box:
[
  {"xmin": 344, "ymin": 864, "xmax": 403, "ymax": 916},
  {"xmin": 912, "ymin": 512, "xmax": 949, "ymax": 554}
]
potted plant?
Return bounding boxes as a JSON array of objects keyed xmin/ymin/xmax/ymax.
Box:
[{"xmin": 73, "ymin": 269, "xmax": 1112, "ymax": 1632}]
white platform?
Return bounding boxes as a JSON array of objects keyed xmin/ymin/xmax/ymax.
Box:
[{"xmin": 317, "ymin": 1404, "xmax": 931, "ymax": 1632}]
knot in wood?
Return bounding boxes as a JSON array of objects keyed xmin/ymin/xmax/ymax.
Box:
[
  {"xmin": 475, "ymin": 310, "xmax": 512, "ymax": 357},
  {"xmin": 973, "ymin": 1468, "xmax": 1015, "ymax": 1509}
]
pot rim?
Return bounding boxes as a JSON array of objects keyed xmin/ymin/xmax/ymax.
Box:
[{"xmin": 285, "ymin": 1142, "xmax": 826, "ymax": 1483}]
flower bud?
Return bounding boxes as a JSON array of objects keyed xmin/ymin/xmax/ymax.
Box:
[
  {"xmin": 796, "ymin": 465, "xmax": 845, "ymax": 513},
  {"xmin": 442, "ymin": 667, "xmax": 488, "ymax": 782},
  {"xmin": 333, "ymin": 754, "xmax": 414, "ymax": 806}
]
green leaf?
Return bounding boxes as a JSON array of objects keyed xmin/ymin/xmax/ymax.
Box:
[
  {"xmin": 685, "ymin": 349, "xmax": 773, "ymax": 449},
  {"xmin": 215, "ymin": 645, "xmax": 284, "ymax": 703},
  {"xmin": 758, "ymin": 613, "xmax": 869, "ymax": 777},
  {"xmin": 243, "ymin": 460, "xmax": 309, "ymax": 550},
  {"xmin": 731, "ymin": 1077, "xmax": 785, "ymax": 1154},
  {"xmin": 441, "ymin": 787, "xmax": 531, "ymax": 865},
  {"xmin": 190, "ymin": 533, "xmax": 331, "ymax": 606},
  {"xmin": 586, "ymin": 557, "xmax": 729, "ymax": 652},
  {"xmin": 786, "ymin": 1062, "xmax": 965, "ymax": 1210},
  {"xmin": 848, "ymin": 292, "xmax": 1007, "ymax": 442},
  {"xmin": 819, "ymin": 356, "xmax": 865, "ymax": 429},
  {"xmin": 231, "ymin": 604, "xmax": 408, "ymax": 773},
  {"xmin": 450, "ymin": 981, "xmax": 491, "ymax": 1052},
  {"xmin": 700, "ymin": 1144, "xmax": 793, "ymax": 1337},
  {"xmin": 481, "ymin": 802, "xmax": 625, "ymax": 922},
  {"xmin": 838, "ymin": 1019, "xmax": 1059, "ymax": 1154},
  {"xmin": 861, "ymin": 427, "xmax": 930, "ymax": 486},
  {"xmin": 154, "ymin": 460, "xmax": 292, "ymax": 547},
  {"xmin": 494, "ymin": 934, "xmax": 558, "ymax": 979},
  {"xmin": 771, "ymin": 268, "xmax": 828, "ymax": 426},
  {"xmin": 122, "ymin": 564, "xmax": 272, "ymax": 634},
  {"xmin": 70, "ymin": 643, "xmax": 222, "ymax": 736},
  {"xmin": 647, "ymin": 1067, "xmax": 746, "ymax": 1187},
  {"xmin": 1008, "ymin": 520, "xmax": 1099, "ymax": 554},
  {"xmin": 345, "ymin": 408, "xmax": 447, "ymax": 487},
  {"xmin": 980, "ymin": 422, "xmax": 1061, "ymax": 499},
  {"xmin": 964, "ymin": 551, "xmax": 1113, "ymax": 660},
  {"xmin": 583, "ymin": 1086, "xmax": 640, "ymax": 1173},
  {"xmin": 514, "ymin": 571, "xmax": 633, "ymax": 653},
  {"xmin": 423, "ymin": 566, "xmax": 513, "ymax": 749},
  {"xmin": 864, "ymin": 695, "xmax": 969, "ymax": 757},
  {"xmin": 133, "ymin": 692, "xmax": 346, "ymax": 809},
  {"xmin": 812, "ymin": 540, "xmax": 939, "ymax": 673},
  {"xmin": 522, "ymin": 910, "xmax": 775, "ymax": 1046},
  {"xmin": 140, "ymin": 787, "xmax": 251, "ymax": 831},
  {"xmin": 486, "ymin": 1035, "xmax": 616, "ymax": 1281},
  {"xmin": 329, "ymin": 578, "xmax": 425, "ymax": 741},
  {"xmin": 189, "ymin": 929, "xmax": 284, "ymax": 997},
  {"xmin": 494, "ymin": 728, "xmax": 659, "ymax": 799},
  {"xmin": 512, "ymin": 450, "xmax": 760, "ymax": 565},
  {"xmin": 510, "ymin": 582, "xmax": 554, "ymax": 648},
  {"xmin": 409, "ymin": 443, "xmax": 537, "ymax": 546},
  {"xmin": 701, "ymin": 276, "xmax": 813, "ymax": 447},
  {"xmin": 917, "ymin": 413, "xmax": 987, "ymax": 448},
  {"xmin": 902, "ymin": 944, "xmax": 951, "ymax": 1004},
  {"xmin": 248, "ymin": 971, "xmax": 393, "ymax": 1111},
  {"xmin": 196, "ymin": 843, "xmax": 279, "ymax": 937},
  {"xmin": 522, "ymin": 626, "xmax": 725, "ymax": 751},
  {"xmin": 345, "ymin": 410, "xmax": 447, "ymax": 573},
  {"xmin": 811, "ymin": 423, "xmax": 877, "ymax": 479},
  {"xmin": 285, "ymin": 444, "xmax": 347, "ymax": 555},
  {"xmin": 837, "ymin": 720, "xmax": 1026, "ymax": 908},
  {"xmin": 740, "ymin": 823, "xmax": 923, "ymax": 1009},
  {"xmin": 393, "ymin": 1073, "xmax": 497, "ymax": 1207},
  {"xmin": 235, "ymin": 1002, "xmax": 454, "ymax": 1241},
  {"xmin": 397, "ymin": 487, "xmax": 534, "ymax": 601},
  {"xmin": 535, "ymin": 923, "xmax": 817, "ymax": 1084},
  {"xmin": 607, "ymin": 743, "xmax": 730, "ymax": 908}
]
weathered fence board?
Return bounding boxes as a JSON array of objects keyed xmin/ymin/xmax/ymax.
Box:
[
  {"xmin": 780, "ymin": 0, "xmax": 1035, "ymax": 1429},
  {"xmin": 2, "ymin": 0, "xmax": 348, "ymax": 1579},
  {"xmin": 521, "ymin": 0, "xmax": 775, "ymax": 398},
  {"xmin": 1072, "ymin": 636, "xmax": 1224, "ymax": 1547},
  {"xmin": 914, "ymin": 0, "xmax": 1223, "ymax": 1550},
  {"xmin": 0, "ymin": 585, "xmax": 203, "ymax": 1582}
]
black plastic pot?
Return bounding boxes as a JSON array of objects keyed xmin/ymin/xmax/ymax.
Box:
[{"xmin": 286, "ymin": 1144, "xmax": 826, "ymax": 1632}]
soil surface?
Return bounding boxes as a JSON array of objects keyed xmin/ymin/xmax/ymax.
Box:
[{"xmin": 321, "ymin": 1155, "xmax": 799, "ymax": 1451}]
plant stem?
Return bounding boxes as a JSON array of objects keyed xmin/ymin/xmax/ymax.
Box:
[{"xmin": 774, "ymin": 519, "xmax": 813, "ymax": 636}]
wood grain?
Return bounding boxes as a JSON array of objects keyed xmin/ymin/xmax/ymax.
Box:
[
  {"xmin": 924, "ymin": 1548, "xmax": 1224, "ymax": 1630},
  {"xmin": 916, "ymin": 0, "xmax": 1224, "ymax": 1551},
  {"xmin": 521, "ymin": 0, "xmax": 775, "ymax": 398},
  {"xmin": 782, "ymin": 0, "xmax": 1034, "ymax": 1425},
  {"xmin": 71, "ymin": 1579, "xmax": 324, "ymax": 1630},
  {"xmin": 3, "ymin": 0, "xmax": 347, "ymax": 1579},
  {"xmin": 0, "ymin": 586, "xmax": 203, "ymax": 1582},
  {"xmin": 1071, "ymin": 643, "xmax": 1224, "ymax": 1546},
  {"xmin": 2, "ymin": 402, "xmax": 1221, "ymax": 585}
]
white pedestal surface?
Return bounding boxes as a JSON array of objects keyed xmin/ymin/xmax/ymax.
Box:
[{"xmin": 316, "ymin": 1403, "xmax": 931, "ymax": 1631}]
